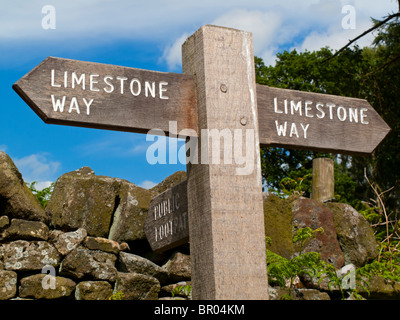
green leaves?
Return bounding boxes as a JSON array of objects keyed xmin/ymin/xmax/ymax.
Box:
[{"xmin": 26, "ymin": 181, "xmax": 54, "ymax": 209}]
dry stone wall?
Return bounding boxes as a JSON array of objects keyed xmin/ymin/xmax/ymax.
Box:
[
  {"xmin": 0, "ymin": 151, "xmax": 191, "ymax": 300},
  {"xmin": 1, "ymin": 150, "xmax": 399, "ymax": 300}
]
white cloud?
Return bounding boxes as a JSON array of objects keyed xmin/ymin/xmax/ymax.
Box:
[
  {"xmin": 32, "ymin": 181, "xmax": 54, "ymax": 191},
  {"xmin": 161, "ymin": 33, "xmax": 189, "ymax": 71},
  {"xmin": 212, "ymin": 9, "xmax": 283, "ymax": 56},
  {"xmin": 139, "ymin": 180, "xmax": 157, "ymax": 189},
  {"xmin": 14, "ymin": 153, "xmax": 61, "ymax": 184},
  {"xmin": 1, "ymin": 0, "xmax": 397, "ymax": 69},
  {"xmin": 294, "ymin": 1, "xmax": 385, "ymax": 53}
]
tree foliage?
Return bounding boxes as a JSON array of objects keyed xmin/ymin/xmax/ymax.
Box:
[
  {"xmin": 26, "ymin": 181, "xmax": 54, "ymax": 209},
  {"xmin": 256, "ymin": 15, "xmax": 400, "ymax": 214}
]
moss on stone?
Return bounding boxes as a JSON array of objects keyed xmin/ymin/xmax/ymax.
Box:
[{"xmin": 263, "ymin": 194, "xmax": 296, "ymax": 260}]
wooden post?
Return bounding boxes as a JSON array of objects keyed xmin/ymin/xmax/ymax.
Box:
[
  {"xmin": 182, "ymin": 25, "xmax": 269, "ymax": 300},
  {"xmin": 311, "ymin": 158, "xmax": 335, "ymax": 202}
]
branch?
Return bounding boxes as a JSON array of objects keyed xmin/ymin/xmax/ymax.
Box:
[
  {"xmin": 364, "ymin": 168, "xmax": 390, "ymax": 244},
  {"xmin": 323, "ymin": 13, "xmax": 400, "ymax": 63},
  {"xmin": 362, "ymin": 53, "xmax": 400, "ymax": 77}
]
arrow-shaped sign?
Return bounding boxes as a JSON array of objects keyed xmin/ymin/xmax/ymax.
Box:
[
  {"xmin": 257, "ymin": 85, "xmax": 391, "ymax": 155},
  {"xmin": 12, "ymin": 56, "xmax": 197, "ymax": 135},
  {"xmin": 13, "ymin": 57, "xmax": 390, "ymax": 156}
]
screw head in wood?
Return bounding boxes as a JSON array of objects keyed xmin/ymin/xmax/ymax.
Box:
[
  {"xmin": 220, "ymin": 84, "xmax": 227, "ymax": 93},
  {"xmin": 240, "ymin": 116, "xmax": 247, "ymax": 126}
]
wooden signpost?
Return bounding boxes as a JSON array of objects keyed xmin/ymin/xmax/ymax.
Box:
[
  {"xmin": 12, "ymin": 25, "xmax": 391, "ymax": 300},
  {"xmin": 12, "ymin": 57, "xmax": 197, "ymax": 135},
  {"xmin": 257, "ymin": 85, "xmax": 390, "ymax": 155}
]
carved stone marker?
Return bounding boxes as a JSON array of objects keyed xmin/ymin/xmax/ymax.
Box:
[{"xmin": 144, "ymin": 180, "xmax": 188, "ymax": 253}]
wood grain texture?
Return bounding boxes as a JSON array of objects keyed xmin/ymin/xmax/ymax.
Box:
[
  {"xmin": 182, "ymin": 25, "xmax": 269, "ymax": 300},
  {"xmin": 311, "ymin": 158, "xmax": 335, "ymax": 202},
  {"xmin": 144, "ymin": 180, "xmax": 188, "ymax": 252},
  {"xmin": 12, "ymin": 57, "xmax": 197, "ymax": 135},
  {"xmin": 257, "ymin": 85, "xmax": 391, "ymax": 155}
]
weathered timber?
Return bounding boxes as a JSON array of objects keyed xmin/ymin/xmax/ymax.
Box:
[
  {"xmin": 12, "ymin": 57, "xmax": 197, "ymax": 135},
  {"xmin": 182, "ymin": 25, "xmax": 269, "ymax": 300},
  {"xmin": 311, "ymin": 158, "xmax": 335, "ymax": 202},
  {"xmin": 144, "ymin": 180, "xmax": 188, "ymax": 252},
  {"xmin": 257, "ymin": 85, "xmax": 391, "ymax": 155}
]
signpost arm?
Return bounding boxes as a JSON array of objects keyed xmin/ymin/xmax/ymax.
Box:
[{"xmin": 182, "ymin": 25, "xmax": 269, "ymax": 300}]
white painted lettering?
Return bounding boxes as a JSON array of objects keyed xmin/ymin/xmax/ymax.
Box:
[
  {"xmin": 50, "ymin": 70, "xmax": 61, "ymax": 87},
  {"xmin": 116, "ymin": 76, "xmax": 128, "ymax": 94},
  {"xmin": 300, "ymin": 123, "xmax": 310, "ymax": 139},
  {"xmin": 290, "ymin": 100, "xmax": 302, "ymax": 116},
  {"xmin": 103, "ymin": 76, "xmax": 114, "ymax": 93},
  {"xmin": 305, "ymin": 101, "xmax": 313, "ymax": 118},
  {"xmin": 89, "ymin": 74, "xmax": 100, "ymax": 92},
  {"xmin": 71, "ymin": 72, "xmax": 85, "ymax": 90},
  {"xmin": 68, "ymin": 97, "xmax": 80, "ymax": 114},
  {"xmin": 51, "ymin": 95, "xmax": 65, "ymax": 112},
  {"xmin": 82, "ymin": 98, "xmax": 94, "ymax": 115},
  {"xmin": 349, "ymin": 107, "xmax": 358, "ymax": 123},
  {"xmin": 315, "ymin": 103, "xmax": 325, "ymax": 119},
  {"xmin": 145, "ymin": 81, "xmax": 156, "ymax": 98},
  {"xmin": 130, "ymin": 78, "xmax": 141, "ymax": 96},
  {"xmin": 337, "ymin": 106, "xmax": 347, "ymax": 121},
  {"xmin": 275, "ymin": 120, "xmax": 287, "ymax": 137},
  {"xmin": 63, "ymin": 71, "xmax": 68, "ymax": 88},
  {"xmin": 159, "ymin": 81, "xmax": 169, "ymax": 99},
  {"xmin": 326, "ymin": 103, "xmax": 336, "ymax": 120},
  {"xmin": 274, "ymin": 97, "xmax": 283, "ymax": 113},
  {"xmin": 360, "ymin": 108, "xmax": 369, "ymax": 124},
  {"xmin": 289, "ymin": 122, "xmax": 299, "ymax": 138}
]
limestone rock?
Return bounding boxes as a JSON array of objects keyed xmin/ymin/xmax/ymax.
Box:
[
  {"xmin": 75, "ymin": 281, "xmax": 113, "ymax": 300},
  {"xmin": 2, "ymin": 240, "xmax": 60, "ymax": 271},
  {"xmin": 1, "ymin": 218, "xmax": 49, "ymax": 241},
  {"xmin": 0, "ymin": 270, "xmax": 17, "ymax": 300},
  {"xmin": 0, "ymin": 216, "xmax": 9, "ymax": 229},
  {"xmin": 19, "ymin": 274, "xmax": 76, "ymax": 299},
  {"xmin": 114, "ymin": 272, "xmax": 160, "ymax": 300},
  {"xmin": 46, "ymin": 167, "xmax": 121, "ymax": 237},
  {"xmin": 118, "ymin": 252, "xmax": 169, "ymax": 285},
  {"xmin": 84, "ymin": 236, "xmax": 128, "ymax": 254},
  {"xmin": 292, "ymin": 288, "xmax": 330, "ymax": 300},
  {"xmin": 292, "ymin": 197, "xmax": 345, "ymax": 268},
  {"xmin": 149, "ymin": 171, "xmax": 187, "ymax": 197},
  {"xmin": 357, "ymin": 276, "xmax": 400, "ymax": 300},
  {"xmin": 46, "ymin": 167, "xmax": 151, "ymax": 242},
  {"xmin": 160, "ymin": 281, "xmax": 192, "ymax": 298},
  {"xmin": 52, "ymin": 228, "xmax": 87, "ymax": 256},
  {"xmin": 263, "ymin": 194, "xmax": 295, "ymax": 259},
  {"xmin": 107, "ymin": 180, "xmax": 152, "ymax": 243},
  {"xmin": 268, "ymin": 286, "xmax": 330, "ymax": 300},
  {"xmin": 163, "ymin": 252, "xmax": 191, "ymax": 283},
  {"xmin": 0, "ymin": 151, "xmax": 48, "ymax": 223},
  {"xmin": 60, "ymin": 247, "xmax": 117, "ymax": 281},
  {"xmin": 327, "ymin": 202, "xmax": 378, "ymax": 267}
]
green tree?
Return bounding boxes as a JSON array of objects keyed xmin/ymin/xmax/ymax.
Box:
[
  {"xmin": 256, "ymin": 14, "xmax": 400, "ymax": 213},
  {"xmin": 256, "ymin": 47, "xmax": 370, "ymax": 207}
]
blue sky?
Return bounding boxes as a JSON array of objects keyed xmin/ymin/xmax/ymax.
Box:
[{"xmin": 1, "ymin": 0, "xmax": 397, "ymax": 190}]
